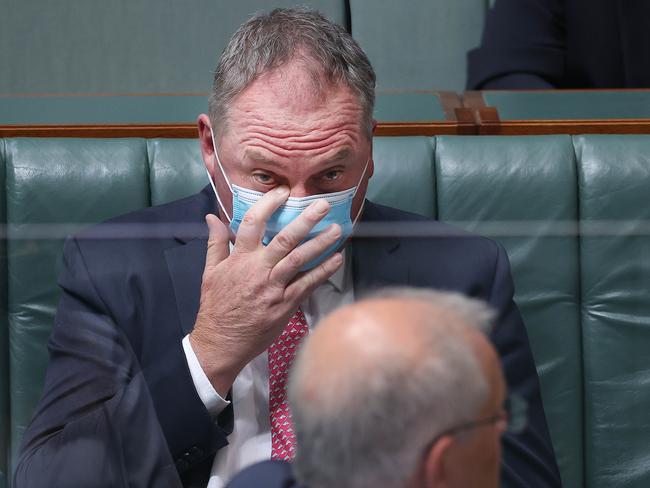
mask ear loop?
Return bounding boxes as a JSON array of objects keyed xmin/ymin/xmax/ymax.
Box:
[
  {"xmin": 351, "ymin": 157, "xmax": 370, "ymax": 225},
  {"xmin": 208, "ymin": 128, "xmax": 233, "ymax": 223}
]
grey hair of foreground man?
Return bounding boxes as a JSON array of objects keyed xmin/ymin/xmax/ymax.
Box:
[
  {"xmin": 288, "ymin": 288, "xmax": 496, "ymax": 488},
  {"xmin": 208, "ymin": 7, "xmax": 376, "ymax": 137}
]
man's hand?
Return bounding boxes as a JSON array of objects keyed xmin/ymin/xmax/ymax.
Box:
[{"xmin": 189, "ymin": 185, "xmax": 344, "ymax": 397}]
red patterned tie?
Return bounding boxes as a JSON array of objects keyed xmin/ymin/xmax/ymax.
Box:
[{"xmin": 268, "ymin": 308, "xmax": 308, "ymax": 460}]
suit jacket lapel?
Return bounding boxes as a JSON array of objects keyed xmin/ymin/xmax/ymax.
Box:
[
  {"xmin": 165, "ymin": 238, "xmax": 207, "ymax": 336},
  {"xmin": 164, "ymin": 186, "xmax": 214, "ymax": 336},
  {"xmin": 351, "ymin": 201, "xmax": 410, "ymax": 292}
]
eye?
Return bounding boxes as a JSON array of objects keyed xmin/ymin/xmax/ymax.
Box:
[
  {"xmin": 252, "ymin": 172, "xmax": 274, "ymax": 185},
  {"xmin": 322, "ymin": 169, "xmax": 343, "ymax": 181}
]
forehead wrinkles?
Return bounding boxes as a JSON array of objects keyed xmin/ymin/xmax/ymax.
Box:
[
  {"xmin": 240, "ymin": 125, "xmax": 360, "ymax": 158},
  {"xmin": 225, "ymin": 73, "xmax": 367, "ymax": 158},
  {"xmin": 233, "ymin": 96, "xmax": 363, "ymax": 133},
  {"xmin": 234, "ymin": 112, "xmax": 364, "ymax": 159}
]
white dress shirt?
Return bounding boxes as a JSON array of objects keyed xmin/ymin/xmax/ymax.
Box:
[{"xmin": 181, "ymin": 251, "xmax": 353, "ymax": 487}]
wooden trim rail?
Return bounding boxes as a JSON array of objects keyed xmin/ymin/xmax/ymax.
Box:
[
  {"xmin": 0, "ymin": 122, "xmax": 472, "ymax": 138},
  {"xmin": 0, "ymin": 124, "xmax": 200, "ymax": 139}
]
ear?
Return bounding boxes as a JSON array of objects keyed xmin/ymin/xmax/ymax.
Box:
[
  {"xmin": 197, "ymin": 114, "xmax": 216, "ymax": 175},
  {"xmin": 422, "ymin": 435, "xmax": 454, "ymax": 488}
]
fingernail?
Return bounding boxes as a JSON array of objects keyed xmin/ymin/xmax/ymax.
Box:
[
  {"xmin": 275, "ymin": 186, "xmax": 289, "ymax": 197},
  {"xmin": 331, "ymin": 253, "xmax": 343, "ymax": 265},
  {"xmin": 314, "ymin": 199, "xmax": 329, "ymax": 213},
  {"xmin": 329, "ymin": 223, "xmax": 341, "ymax": 238}
]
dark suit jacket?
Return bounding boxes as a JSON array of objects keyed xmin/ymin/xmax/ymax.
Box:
[
  {"xmin": 15, "ymin": 186, "xmax": 561, "ymax": 488},
  {"xmin": 467, "ymin": 0, "xmax": 650, "ymax": 89},
  {"xmin": 226, "ymin": 461, "xmax": 297, "ymax": 488}
]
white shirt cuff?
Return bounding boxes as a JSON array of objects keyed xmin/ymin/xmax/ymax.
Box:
[{"xmin": 182, "ymin": 334, "xmax": 230, "ymax": 418}]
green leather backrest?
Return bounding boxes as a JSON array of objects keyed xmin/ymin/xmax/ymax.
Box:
[
  {"xmin": 4, "ymin": 138, "xmax": 150, "ymax": 475},
  {"xmin": 435, "ymin": 136, "xmax": 582, "ymax": 488},
  {"xmin": 575, "ymin": 135, "xmax": 650, "ymax": 488},
  {"xmin": 369, "ymin": 137, "xmax": 436, "ymax": 217},
  {"xmin": 0, "ymin": 140, "xmax": 7, "ymax": 488},
  {"xmin": 350, "ymin": 0, "xmax": 486, "ymax": 91},
  {"xmin": 148, "ymin": 139, "xmax": 206, "ymax": 206}
]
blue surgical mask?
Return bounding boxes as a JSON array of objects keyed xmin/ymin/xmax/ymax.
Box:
[{"xmin": 207, "ymin": 130, "xmax": 368, "ymax": 270}]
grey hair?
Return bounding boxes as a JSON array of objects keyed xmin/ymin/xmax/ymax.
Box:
[
  {"xmin": 289, "ymin": 288, "xmax": 496, "ymax": 488},
  {"xmin": 208, "ymin": 7, "xmax": 376, "ymax": 137}
]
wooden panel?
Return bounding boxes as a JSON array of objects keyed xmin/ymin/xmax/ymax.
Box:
[
  {"xmin": 374, "ymin": 122, "xmax": 469, "ymax": 136},
  {"xmin": 4, "ymin": 119, "xmax": 650, "ymax": 138},
  {"xmin": 0, "ymin": 124, "xmax": 198, "ymax": 138},
  {"xmin": 488, "ymin": 119, "xmax": 650, "ymax": 135}
]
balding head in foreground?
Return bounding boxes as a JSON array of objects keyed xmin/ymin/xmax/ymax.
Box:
[{"xmin": 289, "ymin": 288, "xmax": 508, "ymax": 488}]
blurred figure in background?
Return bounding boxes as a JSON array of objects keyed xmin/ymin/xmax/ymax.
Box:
[
  {"xmin": 467, "ymin": 0, "xmax": 650, "ymax": 89},
  {"xmin": 228, "ymin": 288, "xmax": 522, "ymax": 488}
]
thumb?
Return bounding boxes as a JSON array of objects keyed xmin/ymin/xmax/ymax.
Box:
[{"xmin": 205, "ymin": 214, "xmax": 230, "ymax": 268}]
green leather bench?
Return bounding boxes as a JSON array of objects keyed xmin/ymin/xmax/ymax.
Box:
[{"xmin": 1, "ymin": 135, "xmax": 649, "ymax": 488}]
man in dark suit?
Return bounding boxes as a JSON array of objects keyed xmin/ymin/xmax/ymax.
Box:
[
  {"xmin": 229, "ymin": 288, "xmax": 509, "ymax": 488},
  {"xmin": 16, "ymin": 7, "xmax": 561, "ymax": 488},
  {"xmin": 467, "ymin": 0, "xmax": 650, "ymax": 89}
]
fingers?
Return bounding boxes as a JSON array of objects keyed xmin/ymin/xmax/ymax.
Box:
[
  {"xmin": 285, "ymin": 252, "xmax": 344, "ymax": 302},
  {"xmin": 234, "ymin": 186, "xmax": 290, "ymax": 252},
  {"xmin": 269, "ymin": 223, "xmax": 342, "ymax": 284},
  {"xmin": 263, "ymin": 199, "xmax": 331, "ymax": 266},
  {"xmin": 205, "ymin": 214, "xmax": 230, "ymax": 268}
]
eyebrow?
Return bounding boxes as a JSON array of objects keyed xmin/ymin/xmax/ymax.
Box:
[{"xmin": 244, "ymin": 148, "xmax": 351, "ymax": 167}]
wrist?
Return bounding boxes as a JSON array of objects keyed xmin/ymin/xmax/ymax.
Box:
[{"xmin": 189, "ymin": 329, "xmax": 243, "ymax": 398}]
